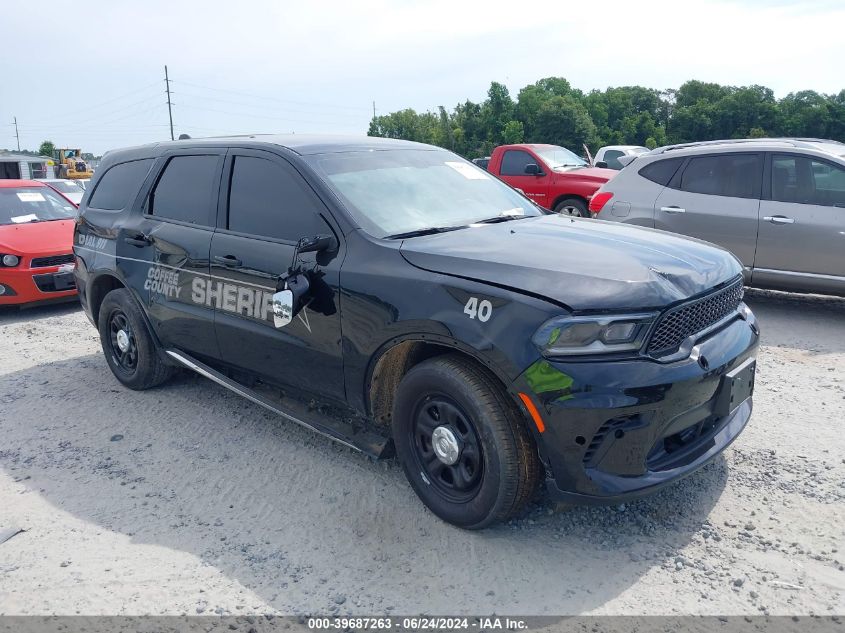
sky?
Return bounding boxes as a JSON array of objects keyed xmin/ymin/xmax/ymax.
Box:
[{"xmin": 2, "ymin": 0, "xmax": 844, "ymax": 155}]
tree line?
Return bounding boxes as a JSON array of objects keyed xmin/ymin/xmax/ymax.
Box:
[{"xmin": 367, "ymin": 78, "xmax": 845, "ymax": 159}]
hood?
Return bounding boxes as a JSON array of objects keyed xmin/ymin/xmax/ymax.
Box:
[
  {"xmin": 398, "ymin": 215, "xmax": 741, "ymax": 312},
  {"xmin": 0, "ymin": 219, "xmax": 75, "ymax": 256},
  {"xmin": 552, "ymin": 166, "xmax": 617, "ymax": 181}
]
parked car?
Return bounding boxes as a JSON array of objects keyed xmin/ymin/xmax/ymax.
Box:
[
  {"xmin": 0, "ymin": 179, "xmax": 78, "ymax": 306},
  {"xmin": 594, "ymin": 145, "xmax": 650, "ymax": 170},
  {"xmin": 41, "ymin": 178, "xmax": 85, "ymax": 205},
  {"xmin": 73, "ymin": 135, "xmax": 758, "ymax": 528},
  {"xmin": 471, "ymin": 156, "xmax": 490, "ymax": 170},
  {"xmin": 590, "ymin": 138, "xmax": 845, "ymax": 296},
  {"xmin": 488, "ymin": 144, "xmax": 616, "ymax": 216}
]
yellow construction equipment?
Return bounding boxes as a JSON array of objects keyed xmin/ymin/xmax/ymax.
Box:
[{"xmin": 53, "ymin": 148, "xmax": 95, "ymax": 179}]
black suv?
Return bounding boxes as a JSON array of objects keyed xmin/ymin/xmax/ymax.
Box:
[{"xmin": 73, "ymin": 135, "xmax": 759, "ymax": 528}]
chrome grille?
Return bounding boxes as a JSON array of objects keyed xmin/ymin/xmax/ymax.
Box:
[{"xmin": 648, "ymin": 277, "xmax": 744, "ymax": 356}]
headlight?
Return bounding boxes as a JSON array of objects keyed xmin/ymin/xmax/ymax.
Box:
[
  {"xmin": 533, "ymin": 313, "xmax": 657, "ymax": 357},
  {"xmin": 1, "ymin": 254, "xmax": 20, "ymax": 267}
]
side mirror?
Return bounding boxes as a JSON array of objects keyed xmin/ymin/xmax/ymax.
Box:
[
  {"xmin": 524, "ymin": 163, "xmax": 542, "ymax": 176},
  {"xmin": 595, "ymin": 161, "xmax": 608, "ymax": 169},
  {"xmin": 272, "ymin": 272, "xmax": 311, "ymax": 328},
  {"xmin": 298, "ymin": 234, "xmax": 337, "ymax": 253},
  {"xmin": 272, "ymin": 289, "xmax": 294, "ymax": 328}
]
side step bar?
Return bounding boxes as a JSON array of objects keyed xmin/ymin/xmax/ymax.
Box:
[{"xmin": 166, "ymin": 350, "xmax": 393, "ymax": 460}]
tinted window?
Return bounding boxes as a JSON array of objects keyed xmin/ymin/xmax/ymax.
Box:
[
  {"xmin": 603, "ymin": 150, "xmax": 624, "ymax": 170},
  {"xmin": 772, "ymin": 154, "xmax": 845, "ymax": 207},
  {"xmin": 500, "ymin": 150, "xmax": 537, "ymax": 176},
  {"xmin": 88, "ymin": 159, "xmax": 154, "ymax": 210},
  {"xmin": 149, "ymin": 156, "xmax": 219, "ymax": 225},
  {"xmin": 227, "ymin": 156, "xmax": 327, "ymax": 241},
  {"xmin": 639, "ymin": 158, "xmax": 684, "ymax": 186},
  {"xmin": 678, "ymin": 153, "xmax": 760, "ymax": 198}
]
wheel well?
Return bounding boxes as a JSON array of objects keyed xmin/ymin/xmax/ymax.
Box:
[
  {"xmin": 367, "ymin": 340, "xmax": 514, "ymax": 429},
  {"xmin": 551, "ymin": 194, "xmax": 587, "ymax": 211},
  {"xmin": 89, "ymin": 274, "xmax": 126, "ymax": 324}
]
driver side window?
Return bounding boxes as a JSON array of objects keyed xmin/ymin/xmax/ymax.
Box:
[
  {"xmin": 500, "ymin": 150, "xmax": 538, "ymax": 176},
  {"xmin": 227, "ymin": 155, "xmax": 329, "ymax": 242}
]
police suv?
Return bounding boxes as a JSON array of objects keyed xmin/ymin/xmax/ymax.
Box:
[{"xmin": 73, "ymin": 135, "xmax": 759, "ymax": 529}]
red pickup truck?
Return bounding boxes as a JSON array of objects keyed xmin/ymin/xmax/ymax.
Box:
[{"xmin": 487, "ymin": 144, "xmax": 616, "ymax": 217}]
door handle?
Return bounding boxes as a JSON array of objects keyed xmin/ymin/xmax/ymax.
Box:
[
  {"xmin": 660, "ymin": 206, "xmax": 686, "ymax": 214},
  {"xmin": 123, "ymin": 232, "xmax": 151, "ymax": 247},
  {"xmin": 763, "ymin": 215, "xmax": 795, "ymax": 225},
  {"xmin": 213, "ymin": 254, "xmax": 242, "ymax": 267}
]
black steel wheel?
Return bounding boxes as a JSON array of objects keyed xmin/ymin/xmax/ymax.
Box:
[
  {"xmin": 106, "ymin": 309, "xmax": 138, "ymax": 374},
  {"xmin": 393, "ymin": 354, "xmax": 542, "ymax": 529},
  {"xmin": 97, "ymin": 288, "xmax": 174, "ymax": 390},
  {"xmin": 411, "ymin": 395, "xmax": 484, "ymax": 503}
]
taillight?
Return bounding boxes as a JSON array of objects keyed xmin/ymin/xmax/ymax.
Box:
[{"xmin": 589, "ymin": 191, "xmax": 614, "ymax": 215}]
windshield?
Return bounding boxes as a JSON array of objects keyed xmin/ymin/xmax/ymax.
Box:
[
  {"xmin": 534, "ymin": 146, "xmax": 587, "ymax": 169},
  {"xmin": 306, "ymin": 149, "xmax": 540, "ymax": 238},
  {"xmin": 0, "ymin": 187, "xmax": 77, "ymax": 225},
  {"xmin": 48, "ymin": 180, "xmax": 84, "ymax": 193}
]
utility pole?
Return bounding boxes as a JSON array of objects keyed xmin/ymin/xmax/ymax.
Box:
[
  {"xmin": 372, "ymin": 101, "xmax": 376, "ymax": 120},
  {"xmin": 13, "ymin": 116, "xmax": 20, "ymax": 151},
  {"xmin": 164, "ymin": 65, "xmax": 174, "ymax": 141}
]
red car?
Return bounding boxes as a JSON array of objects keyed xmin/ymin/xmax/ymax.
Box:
[
  {"xmin": 0, "ymin": 180, "xmax": 78, "ymax": 306},
  {"xmin": 487, "ymin": 144, "xmax": 617, "ymax": 217}
]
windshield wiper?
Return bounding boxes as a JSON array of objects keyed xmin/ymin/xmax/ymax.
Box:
[
  {"xmin": 385, "ymin": 226, "xmax": 464, "ymax": 239},
  {"xmin": 474, "ymin": 214, "xmax": 527, "ymax": 224}
]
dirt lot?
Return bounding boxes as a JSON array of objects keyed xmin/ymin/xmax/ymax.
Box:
[{"xmin": 0, "ymin": 290, "xmax": 843, "ymax": 616}]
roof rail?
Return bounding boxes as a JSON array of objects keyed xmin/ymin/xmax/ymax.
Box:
[{"xmin": 653, "ymin": 137, "xmax": 844, "ymax": 155}]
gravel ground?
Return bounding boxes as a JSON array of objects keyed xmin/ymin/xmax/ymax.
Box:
[{"xmin": 0, "ymin": 290, "xmax": 843, "ymax": 616}]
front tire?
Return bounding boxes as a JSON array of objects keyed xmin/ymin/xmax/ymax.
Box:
[
  {"xmin": 554, "ymin": 197, "xmax": 588, "ymax": 217},
  {"xmin": 98, "ymin": 288, "xmax": 174, "ymax": 390},
  {"xmin": 392, "ymin": 355, "xmax": 542, "ymax": 529}
]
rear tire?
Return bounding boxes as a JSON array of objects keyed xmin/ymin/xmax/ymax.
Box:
[
  {"xmin": 98, "ymin": 288, "xmax": 174, "ymax": 390},
  {"xmin": 392, "ymin": 354, "xmax": 542, "ymax": 529},
  {"xmin": 554, "ymin": 198, "xmax": 588, "ymax": 217}
]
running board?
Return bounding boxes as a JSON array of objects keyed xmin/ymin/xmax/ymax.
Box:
[{"xmin": 166, "ymin": 349, "xmax": 393, "ymax": 459}]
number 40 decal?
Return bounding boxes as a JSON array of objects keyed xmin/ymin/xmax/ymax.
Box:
[{"xmin": 464, "ymin": 297, "xmax": 493, "ymax": 322}]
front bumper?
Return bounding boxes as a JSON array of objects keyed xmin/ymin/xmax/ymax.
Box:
[
  {"xmin": 516, "ymin": 311, "xmax": 759, "ymax": 504},
  {"xmin": 0, "ymin": 260, "xmax": 77, "ymax": 305}
]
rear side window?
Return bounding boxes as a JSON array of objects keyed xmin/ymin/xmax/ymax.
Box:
[
  {"xmin": 88, "ymin": 159, "xmax": 154, "ymax": 210},
  {"xmin": 639, "ymin": 158, "xmax": 684, "ymax": 186},
  {"xmin": 227, "ymin": 155, "xmax": 328, "ymax": 241},
  {"xmin": 500, "ymin": 150, "xmax": 537, "ymax": 176},
  {"xmin": 149, "ymin": 155, "xmax": 219, "ymax": 225},
  {"xmin": 678, "ymin": 153, "xmax": 761, "ymax": 199}
]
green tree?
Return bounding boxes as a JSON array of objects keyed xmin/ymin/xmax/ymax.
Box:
[
  {"xmin": 534, "ymin": 96, "xmax": 597, "ymax": 150},
  {"xmin": 501, "ymin": 120, "xmax": 524, "ymax": 144},
  {"xmin": 38, "ymin": 140, "xmax": 55, "ymax": 158},
  {"xmin": 366, "ymin": 77, "xmax": 845, "ymax": 158}
]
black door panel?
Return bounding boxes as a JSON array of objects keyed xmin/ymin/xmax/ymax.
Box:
[
  {"xmin": 210, "ymin": 150, "xmax": 345, "ymax": 401},
  {"xmin": 113, "ymin": 151, "xmax": 225, "ymax": 360}
]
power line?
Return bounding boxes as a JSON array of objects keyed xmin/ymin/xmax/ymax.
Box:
[
  {"xmin": 175, "ymin": 102, "xmax": 364, "ymax": 127},
  {"xmin": 174, "ymin": 80, "xmax": 372, "ymax": 113},
  {"xmin": 173, "ymin": 90, "xmax": 365, "ymax": 121}
]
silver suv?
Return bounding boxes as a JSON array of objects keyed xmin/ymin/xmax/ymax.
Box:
[{"xmin": 591, "ymin": 138, "xmax": 845, "ymax": 296}]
